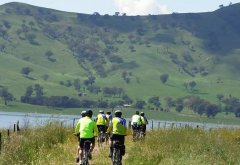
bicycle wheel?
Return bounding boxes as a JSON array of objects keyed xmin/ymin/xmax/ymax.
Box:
[
  {"xmin": 82, "ymin": 140, "xmax": 91, "ymax": 165},
  {"xmin": 112, "ymin": 148, "xmax": 121, "ymax": 165},
  {"xmin": 82, "ymin": 150, "xmax": 89, "ymax": 165},
  {"xmin": 112, "ymin": 141, "xmax": 122, "ymax": 165}
]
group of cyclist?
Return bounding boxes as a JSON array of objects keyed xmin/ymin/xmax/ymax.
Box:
[{"xmin": 74, "ymin": 109, "xmax": 148, "ymax": 165}]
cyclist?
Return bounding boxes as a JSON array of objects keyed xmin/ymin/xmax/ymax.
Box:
[
  {"xmin": 75, "ymin": 110, "xmax": 86, "ymax": 163},
  {"xmin": 131, "ymin": 111, "xmax": 142, "ymax": 141},
  {"xmin": 95, "ymin": 110, "xmax": 107, "ymax": 138},
  {"xmin": 140, "ymin": 112, "xmax": 148, "ymax": 137},
  {"xmin": 75, "ymin": 110, "xmax": 98, "ymax": 165},
  {"xmin": 105, "ymin": 111, "xmax": 113, "ymax": 143},
  {"xmin": 107, "ymin": 110, "xmax": 126, "ymax": 159},
  {"xmin": 106, "ymin": 111, "xmax": 113, "ymax": 129}
]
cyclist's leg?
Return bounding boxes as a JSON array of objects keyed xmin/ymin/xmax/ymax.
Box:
[
  {"xmin": 109, "ymin": 134, "xmax": 115, "ymax": 157},
  {"xmin": 76, "ymin": 135, "xmax": 80, "ymax": 163},
  {"xmin": 90, "ymin": 137, "xmax": 95, "ymax": 152},
  {"xmin": 143, "ymin": 125, "xmax": 146, "ymax": 136},
  {"xmin": 79, "ymin": 138, "xmax": 85, "ymax": 164}
]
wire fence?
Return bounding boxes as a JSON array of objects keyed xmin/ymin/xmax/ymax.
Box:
[{"xmin": 1, "ymin": 116, "xmax": 240, "ymax": 153}]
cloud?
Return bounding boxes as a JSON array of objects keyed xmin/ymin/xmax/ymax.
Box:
[{"xmin": 113, "ymin": 0, "xmax": 170, "ymax": 15}]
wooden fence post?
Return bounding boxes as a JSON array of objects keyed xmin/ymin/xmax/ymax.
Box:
[
  {"xmin": 7, "ymin": 129, "xmax": 10, "ymax": 140},
  {"xmin": 14, "ymin": 124, "xmax": 16, "ymax": 132},
  {"xmin": 128, "ymin": 121, "xmax": 131, "ymax": 129},
  {"xmin": 17, "ymin": 121, "xmax": 20, "ymax": 132},
  {"xmin": 73, "ymin": 118, "xmax": 76, "ymax": 128},
  {"xmin": 158, "ymin": 122, "xmax": 160, "ymax": 129},
  {"xmin": 151, "ymin": 120, "xmax": 153, "ymax": 131}
]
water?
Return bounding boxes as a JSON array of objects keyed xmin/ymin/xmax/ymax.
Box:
[
  {"xmin": 1, "ymin": 111, "xmax": 240, "ymax": 130},
  {"xmin": 0, "ymin": 111, "xmax": 80, "ymax": 129}
]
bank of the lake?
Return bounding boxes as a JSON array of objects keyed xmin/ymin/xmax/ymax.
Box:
[{"xmin": 1, "ymin": 102, "xmax": 240, "ymax": 126}]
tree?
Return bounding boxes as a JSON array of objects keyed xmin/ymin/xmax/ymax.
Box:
[
  {"xmin": 188, "ymin": 81, "xmax": 197, "ymax": 91},
  {"xmin": 34, "ymin": 84, "xmax": 43, "ymax": 97},
  {"xmin": 88, "ymin": 76, "xmax": 96, "ymax": 85},
  {"xmin": 216, "ymin": 94, "xmax": 224, "ymax": 101},
  {"xmin": 42, "ymin": 74, "xmax": 49, "ymax": 81},
  {"xmin": 0, "ymin": 87, "xmax": 14, "ymax": 105},
  {"xmin": 21, "ymin": 67, "xmax": 33, "ymax": 77},
  {"xmin": 73, "ymin": 79, "xmax": 81, "ymax": 91},
  {"xmin": 45, "ymin": 50, "xmax": 53, "ymax": 57},
  {"xmin": 25, "ymin": 86, "xmax": 33, "ymax": 97},
  {"xmin": 148, "ymin": 96, "xmax": 161, "ymax": 108},
  {"xmin": 160, "ymin": 74, "xmax": 169, "ymax": 84},
  {"xmin": 135, "ymin": 100, "xmax": 146, "ymax": 109},
  {"xmin": 175, "ymin": 98, "xmax": 183, "ymax": 112}
]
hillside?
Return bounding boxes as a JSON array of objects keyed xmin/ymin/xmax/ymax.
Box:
[{"xmin": 0, "ymin": 2, "xmax": 240, "ymax": 113}]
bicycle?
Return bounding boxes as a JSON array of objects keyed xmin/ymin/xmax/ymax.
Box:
[
  {"xmin": 111, "ymin": 140, "xmax": 124, "ymax": 165},
  {"xmin": 82, "ymin": 140, "xmax": 91, "ymax": 165},
  {"xmin": 97, "ymin": 131, "xmax": 105, "ymax": 147},
  {"xmin": 139, "ymin": 125, "xmax": 145, "ymax": 139},
  {"xmin": 132, "ymin": 127, "xmax": 141, "ymax": 142}
]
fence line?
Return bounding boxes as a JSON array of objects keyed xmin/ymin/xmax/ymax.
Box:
[{"xmin": 1, "ymin": 118, "xmax": 240, "ymax": 153}]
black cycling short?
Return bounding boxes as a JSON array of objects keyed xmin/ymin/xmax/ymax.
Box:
[
  {"xmin": 110, "ymin": 134, "xmax": 125, "ymax": 145},
  {"xmin": 79, "ymin": 137, "xmax": 95, "ymax": 149},
  {"xmin": 141, "ymin": 125, "xmax": 146, "ymax": 133},
  {"xmin": 97, "ymin": 125, "xmax": 106, "ymax": 133},
  {"xmin": 131, "ymin": 123, "xmax": 140, "ymax": 130}
]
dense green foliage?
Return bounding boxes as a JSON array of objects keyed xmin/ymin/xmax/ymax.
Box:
[{"xmin": 0, "ymin": 2, "xmax": 240, "ymax": 117}]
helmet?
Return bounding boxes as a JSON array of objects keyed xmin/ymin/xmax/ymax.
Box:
[
  {"xmin": 81, "ymin": 110, "xmax": 87, "ymax": 117},
  {"xmin": 114, "ymin": 110, "xmax": 122, "ymax": 117},
  {"xmin": 99, "ymin": 110, "xmax": 104, "ymax": 114},
  {"xmin": 140, "ymin": 112, "xmax": 144, "ymax": 116},
  {"xmin": 86, "ymin": 109, "xmax": 93, "ymax": 117},
  {"xmin": 106, "ymin": 111, "xmax": 111, "ymax": 115},
  {"xmin": 135, "ymin": 111, "xmax": 139, "ymax": 115}
]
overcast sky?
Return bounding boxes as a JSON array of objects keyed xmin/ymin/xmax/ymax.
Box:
[{"xmin": 0, "ymin": 0, "xmax": 239, "ymax": 15}]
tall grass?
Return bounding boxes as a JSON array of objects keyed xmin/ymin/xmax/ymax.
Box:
[
  {"xmin": 125, "ymin": 128, "xmax": 240, "ymax": 165},
  {"xmin": 1, "ymin": 125, "xmax": 240, "ymax": 165},
  {"xmin": 0, "ymin": 123, "xmax": 76, "ymax": 165}
]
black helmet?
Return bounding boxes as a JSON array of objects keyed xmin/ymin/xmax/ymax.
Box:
[
  {"xmin": 86, "ymin": 109, "xmax": 93, "ymax": 117},
  {"xmin": 136, "ymin": 111, "xmax": 139, "ymax": 115},
  {"xmin": 106, "ymin": 111, "xmax": 111, "ymax": 115},
  {"xmin": 114, "ymin": 110, "xmax": 122, "ymax": 117},
  {"xmin": 140, "ymin": 112, "xmax": 144, "ymax": 116}
]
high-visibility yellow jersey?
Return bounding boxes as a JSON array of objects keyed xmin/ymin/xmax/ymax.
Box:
[
  {"xmin": 140, "ymin": 116, "xmax": 148, "ymax": 125},
  {"xmin": 131, "ymin": 114, "xmax": 142, "ymax": 125},
  {"xmin": 96, "ymin": 114, "xmax": 107, "ymax": 125},
  {"xmin": 107, "ymin": 117, "xmax": 126, "ymax": 135},
  {"xmin": 75, "ymin": 116, "xmax": 98, "ymax": 138}
]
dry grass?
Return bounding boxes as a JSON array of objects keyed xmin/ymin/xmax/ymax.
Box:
[{"xmin": 1, "ymin": 125, "xmax": 240, "ymax": 165}]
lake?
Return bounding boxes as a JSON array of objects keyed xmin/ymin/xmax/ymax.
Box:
[
  {"xmin": 0, "ymin": 111, "xmax": 80, "ymax": 129},
  {"xmin": 1, "ymin": 111, "xmax": 240, "ymax": 130}
]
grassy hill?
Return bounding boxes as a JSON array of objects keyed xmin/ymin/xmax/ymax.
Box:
[{"xmin": 0, "ymin": 2, "xmax": 240, "ymax": 114}]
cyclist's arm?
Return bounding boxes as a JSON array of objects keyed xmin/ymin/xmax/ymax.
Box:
[
  {"xmin": 123, "ymin": 119, "xmax": 127, "ymax": 135},
  {"xmin": 145, "ymin": 117, "xmax": 149, "ymax": 125},
  {"xmin": 107, "ymin": 123, "xmax": 113, "ymax": 133},
  {"xmin": 74, "ymin": 121, "xmax": 81, "ymax": 135},
  {"xmin": 139, "ymin": 116, "xmax": 143, "ymax": 124},
  {"xmin": 93, "ymin": 123, "xmax": 98, "ymax": 137}
]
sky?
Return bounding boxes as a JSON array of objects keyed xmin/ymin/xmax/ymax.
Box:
[{"xmin": 0, "ymin": 0, "xmax": 239, "ymax": 15}]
